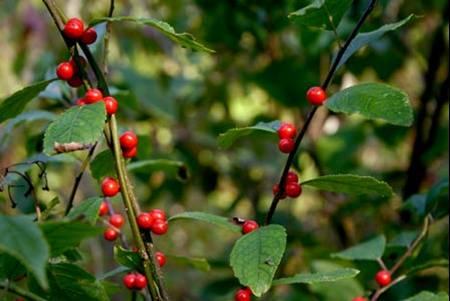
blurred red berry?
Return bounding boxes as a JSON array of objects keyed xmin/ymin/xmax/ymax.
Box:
[
  {"xmin": 109, "ymin": 214, "xmax": 125, "ymax": 228},
  {"xmin": 278, "ymin": 123, "xmax": 297, "ymax": 139},
  {"xmin": 137, "ymin": 213, "xmax": 154, "ymax": 230},
  {"xmin": 123, "ymin": 273, "xmax": 136, "ymax": 289},
  {"xmin": 134, "ymin": 273, "xmax": 147, "ymax": 289},
  {"xmin": 103, "ymin": 228, "xmax": 118, "ymax": 241},
  {"xmin": 122, "ymin": 146, "xmax": 137, "ymax": 159},
  {"xmin": 84, "ymin": 88, "xmax": 103, "ymax": 104},
  {"xmin": 155, "ymin": 251, "xmax": 166, "ymax": 267},
  {"xmin": 81, "ymin": 27, "xmax": 97, "ymax": 44},
  {"xmin": 235, "ymin": 287, "xmax": 252, "ymax": 301},
  {"xmin": 104, "ymin": 96, "xmax": 118, "ymax": 115},
  {"xmin": 151, "ymin": 219, "xmax": 168, "ymax": 235},
  {"xmin": 285, "ymin": 182, "xmax": 302, "ymax": 198},
  {"xmin": 99, "ymin": 201, "xmax": 109, "ymax": 216},
  {"xmin": 101, "ymin": 177, "xmax": 120, "ymax": 197},
  {"xmin": 375, "ymin": 270, "xmax": 392, "ymax": 287},
  {"xmin": 286, "ymin": 171, "xmax": 299, "ymax": 183},
  {"xmin": 149, "ymin": 209, "xmax": 167, "ymax": 221},
  {"xmin": 306, "ymin": 86, "xmax": 327, "ymax": 106},
  {"xmin": 278, "ymin": 138, "xmax": 295, "ymax": 153},
  {"xmin": 63, "ymin": 18, "xmax": 84, "ymax": 39},
  {"xmin": 56, "ymin": 62, "xmax": 74, "ymax": 80},
  {"xmin": 120, "ymin": 131, "xmax": 138, "ymax": 149},
  {"xmin": 242, "ymin": 220, "xmax": 259, "ymax": 234}
]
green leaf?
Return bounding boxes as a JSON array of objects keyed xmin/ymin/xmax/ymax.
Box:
[
  {"xmin": 273, "ymin": 268, "xmax": 359, "ymax": 285},
  {"xmin": 0, "ymin": 253, "xmax": 27, "ymax": 281},
  {"xmin": 167, "ymin": 255, "xmax": 210, "ymax": 272},
  {"xmin": 0, "ymin": 215, "xmax": 49, "ymax": 288},
  {"xmin": 113, "ymin": 246, "xmax": 142, "ymax": 271},
  {"xmin": 40, "ymin": 221, "xmax": 103, "ymax": 257},
  {"xmin": 331, "ymin": 235, "xmax": 386, "ymax": 261},
  {"xmin": 405, "ymin": 259, "xmax": 449, "ymax": 276},
  {"xmin": 67, "ymin": 197, "xmax": 104, "ymax": 225},
  {"xmin": 403, "ymin": 291, "xmax": 449, "ymax": 301},
  {"xmin": 46, "ymin": 263, "xmax": 109, "ymax": 301},
  {"xmin": 43, "ymin": 102, "xmax": 106, "ymax": 155},
  {"xmin": 388, "ymin": 231, "xmax": 418, "ymax": 248},
  {"xmin": 168, "ymin": 212, "xmax": 241, "ymax": 233},
  {"xmin": 98, "ymin": 266, "xmax": 130, "ymax": 280},
  {"xmin": 425, "ymin": 179, "xmax": 449, "ymax": 219},
  {"xmin": 128, "ymin": 159, "xmax": 189, "ymax": 181},
  {"xmin": 218, "ymin": 121, "xmax": 281, "ymax": 149},
  {"xmin": 90, "ymin": 150, "xmax": 116, "ymax": 180},
  {"xmin": 288, "ymin": 0, "xmax": 352, "ymax": 30},
  {"xmin": 230, "ymin": 225, "xmax": 287, "ymax": 297},
  {"xmin": 325, "ymin": 83, "xmax": 414, "ymax": 127},
  {"xmin": 302, "ymin": 174, "xmax": 393, "ymax": 197},
  {"xmin": 335, "ymin": 15, "xmax": 414, "ymax": 70},
  {"xmin": 0, "ymin": 79, "xmax": 56, "ymax": 124},
  {"xmin": 90, "ymin": 16, "xmax": 214, "ymax": 53}
]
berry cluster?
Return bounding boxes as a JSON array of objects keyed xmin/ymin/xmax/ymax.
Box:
[
  {"xmin": 76, "ymin": 88, "xmax": 119, "ymax": 115},
  {"xmin": 137, "ymin": 209, "xmax": 169, "ymax": 236},
  {"xmin": 120, "ymin": 131, "xmax": 138, "ymax": 159},
  {"xmin": 272, "ymin": 170, "xmax": 302, "ymax": 199},
  {"xmin": 122, "ymin": 273, "xmax": 148, "ymax": 291},
  {"xmin": 98, "ymin": 178, "xmax": 126, "ymax": 241},
  {"xmin": 56, "ymin": 56, "xmax": 85, "ymax": 88},
  {"xmin": 277, "ymin": 123, "xmax": 297, "ymax": 154},
  {"xmin": 63, "ymin": 18, "xmax": 97, "ymax": 44}
]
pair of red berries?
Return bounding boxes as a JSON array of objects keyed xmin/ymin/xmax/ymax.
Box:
[
  {"xmin": 103, "ymin": 213, "xmax": 126, "ymax": 241},
  {"xmin": 277, "ymin": 123, "xmax": 297, "ymax": 154},
  {"xmin": 137, "ymin": 209, "xmax": 169, "ymax": 235},
  {"xmin": 241, "ymin": 220, "xmax": 259, "ymax": 235},
  {"xmin": 63, "ymin": 18, "xmax": 97, "ymax": 45},
  {"xmin": 120, "ymin": 131, "xmax": 138, "ymax": 159},
  {"xmin": 235, "ymin": 287, "xmax": 252, "ymax": 301},
  {"xmin": 123, "ymin": 273, "xmax": 147, "ymax": 290},
  {"xmin": 56, "ymin": 57, "xmax": 85, "ymax": 87},
  {"xmin": 77, "ymin": 88, "xmax": 119, "ymax": 115},
  {"xmin": 273, "ymin": 171, "xmax": 302, "ymax": 199}
]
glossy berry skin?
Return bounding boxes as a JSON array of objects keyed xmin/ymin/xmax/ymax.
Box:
[
  {"xmin": 235, "ymin": 288, "xmax": 252, "ymax": 301},
  {"xmin": 242, "ymin": 220, "xmax": 259, "ymax": 234},
  {"xmin": 123, "ymin": 273, "xmax": 136, "ymax": 289},
  {"xmin": 151, "ymin": 219, "xmax": 168, "ymax": 235},
  {"xmin": 56, "ymin": 62, "xmax": 75, "ymax": 80},
  {"xmin": 375, "ymin": 270, "xmax": 392, "ymax": 287},
  {"xmin": 134, "ymin": 273, "xmax": 147, "ymax": 289},
  {"xmin": 81, "ymin": 27, "xmax": 97, "ymax": 45},
  {"xmin": 149, "ymin": 209, "xmax": 167, "ymax": 221},
  {"xmin": 104, "ymin": 96, "xmax": 118, "ymax": 115},
  {"xmin": 109, "ymin": 214, "xmax": 125, "ymax": 228},
  {"xmin": 286, "ymin": 171, "xmax": 299, "ymax": 183},
  {"xmin": 84, "ymin": 88, "xmax": 103, "ymax": 104},
  {"xmin": 285, "ymin": 182, "xmax": 302, "ymax": 198},
  {"xmin": 306, "ymin": 86, "xmax": 327, "ymax": 106},
  {"xmin": 122, "ymin": 147, "xmax": 137, "ymax": 159},
  {"xmin": 68, "ymin": 76, "xmax": 83, "ymax": 88},
  {"xmin": 63, "ymin": 18, "xmax": 84, "ymax": 39},
  {"xmin": 99, "ymin": 201, "xmax": 109, "ymax": 216},
  {"xmin": 278, "ymin": 138, "xmax": 295, "ymax": 154},
  {"xmin": 352, "ymin": 297, "xmax": 368, "ymax": 301},
  {"xmin": 272, "ymin": 184, "xmax": 287, "ymax": 199},
  {"xmin": 101, "ymin": 177, "xmax": 120, "ymax": 197},
  {"xmin": 155, "ymin": 251, "xmax": 166, "ymax": 267},
  {"xmin": 278, "ymin": 123, "xmax": 297, "ymax": 139},
  {"xmin": 120, "ymin": 131, "xmax": 138, "ymax": 149},
  {"xmin": 103, "ymin": 228, "xmax": 118, "ymax": 241},
  {"xmin": 137, "ymin": 213, "xmax": 154, "ymax": 230}
]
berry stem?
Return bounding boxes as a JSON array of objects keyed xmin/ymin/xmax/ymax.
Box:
[
  {"xmin": 103, "ymin": 0, "xmax": 115, "ymax": 74},
  {"xmin": 265, "ymin": 0, "xmax": 378, "ymax": 225},
  {"xmin": 370, "ymin": 275, "xmax": 407, "ymax": 301},
  {"xmin": 0, "ymin": 281, "xmax": 46, "ymax": 301}
]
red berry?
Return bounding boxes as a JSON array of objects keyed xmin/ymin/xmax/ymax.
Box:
[
  {"xmin": 278, "ymin": 138, "xmax": 295, "ymax": 153},
  {"xmin": 103, "ymin": 228, "xmax": 118, "ymax": 241},
  {"xmin": 286, "ymin": 171, "xmax": 299, "ymax": 183},
  {"xmin": 99, "ymin": 201, "xmax": 109, "ymax": 216},
  {"xmin": 272, "ymin": 184, "xmax": 287, "ymax": 199},
  {"xmin": 123, "ymin": 273, "xmax": 136, "ymax": 289},
  {"xmin": 104, "ymin": 96, "xmax": 118, "ymax": 115},
  {"xmin": 155, "ymin": 251, "xmax": 166, "ymax": 267},
  {"xmin": 120, "ymin": 131, "xmax": 138, "ymax": 149},
  {"xmin": 134, "ymin": 273, "xmax": 147, "ymax": 289},
  {"xmin": 68, "ymin": 76, "xmax": 83, "ymax": 88},
  {"xmin": 149, "ymin": 209, "xmax": 167, "ymax": 221},
  {"xmin": 76, "ymin": 98, "xmax": 86, "ymax": 106},
  {"xmin": 235, "ymin": 287, "xmax": 252, "ymax": 301},
  {"xmin": 56, "ymin": 62, "xmax": 75, "ymax": 81},
  {"xmin": 278, "ymin": 123, "xmax": 297, "ymax": 139},
  {"xmin": 63, "ymin": 18, "xmax": 85, "ymax": 40},
  {"xmin": 137, "ymin": 213, "xmax": 154, "ymax": 230},
  {"xmin": 242, "ymin": 220, "xmax": 259, "ymax": 234},
  {"xmin": 109, "ymin": 214, "xmax": 125, "ymax": 228},
  {"xmin": 352, "ymin": 297, "xmax": 368, "ymax": 301},
  {"xmin": 81, "ymin": 27, "xmax": 97, "ymax": 45},
  {"xmin": 375, "ymin": 270, "xmax": 392, "ymax": 287},
  {"xmin": 84, "ymin": 88, "xmax": 103, "ymax": 104},
  {"xmin": 101, "ymin": 177, "xmax": 120, "ymax": 197},
  {"xmin": 151, "ymin": 219, "xmax": 168, "ymax": 235},
  {"xmin": 122, "ymin": 147, "xmax": 137, "ymax": 159},
  {"xmin": 285, "ymin": 182, "xmax": 302, "ymax": 198},
  {"xmin": 306, "ymin": 86, "xmax": 327, "ymax": 106}
]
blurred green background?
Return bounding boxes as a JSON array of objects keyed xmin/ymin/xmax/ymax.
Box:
[{"xmin": 0, "ymin": 0, "xmax": 448, "ymax": 300}]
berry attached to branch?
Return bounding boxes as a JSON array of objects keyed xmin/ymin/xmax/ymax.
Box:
[
  {"xmin": 63, "ymin": 18, "xmax": 85, "ymax": 40},
  {"xmin": 375, "ymin": 270, "xmax": 392, "ymax": 287},
  {"xmin": 306, "ymin": 86, "xmax": 327, "ymax": 106},
  {"xmin": 81, "ymin": 27, "xmax": 97, "ymax": 45},
  {"xmin": 278, "ymin": 138, "xmax": 295, "ymax": 154},
  {"xmin": 151, "ymin": 219, "xmax": 169, "ymax": 235},
  {"xmin": 104, "ymin": 96, "xmax": 118, "ymax": 115},
  {"xmin": 137, "ymin": 213, "xmax": 154, "ymax": 230},
  {"xmin": 103, "ymin": 227, "xmax": 119, "ymax": 241},
  {"xmin": 155, "ymin": 251, "xmax": 167, "ymax": 267},
  {"xmin": 278, "ymin": 123, "xmax": 297, "ymax": 139},
  {"xmin": 56, "ymin": 62, "xmax": 75, "ymax": 81},
  {"xmin": 99, "ymin": 201, "xmax": 109, "ymax": 216},
  {"xmin": 101, "ymin": 177, "xmax": 120, "ymax": 197},
  {"xmin": 109, "ymin": 213, "xmax": 125, "ymax": 228},
  {"xmin": 84, "ymin": 88, "xmax": 104, "ymax": 104}
]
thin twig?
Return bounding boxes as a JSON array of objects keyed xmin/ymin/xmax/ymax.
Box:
[
  {"xmin": 0, "ymin": 281, "xmax": 47, "ymax": 301},
  {"xmin": 265, "ymin": 0, "xmax": 378, "ymax": 224},
  {"xmin": 103, "ymin": 0, "xmax": 115, "ymax": 74},
  {"xmin": 370, "ymin": 275, "xmax": 407, "ymax": 301}
]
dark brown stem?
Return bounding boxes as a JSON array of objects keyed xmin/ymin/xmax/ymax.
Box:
[{"xmin": 265, "ymin": 0, "xmax": 378, "ymax": 224}]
